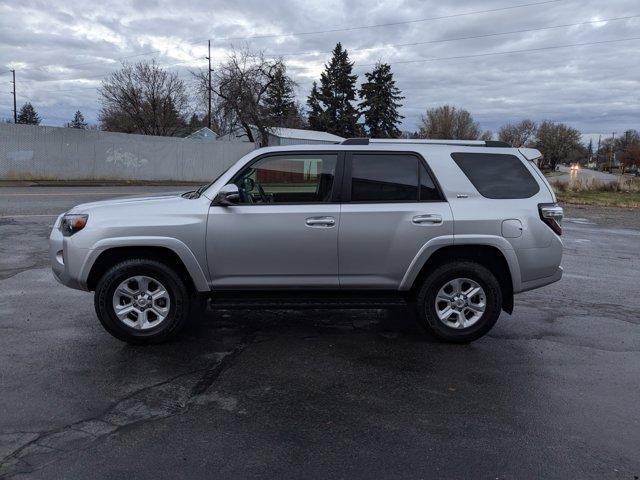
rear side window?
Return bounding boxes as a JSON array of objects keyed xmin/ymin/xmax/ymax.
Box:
[
  {"xmin": 451, "ymin": 153, "xmax": 540, "ymax": 199},
  {"xmin": 350, "ymin": 153, "xmax": 441, "ymax": 202}
]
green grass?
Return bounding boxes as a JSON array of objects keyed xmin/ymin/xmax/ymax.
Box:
[
  {"xmin": 556, "ymin": 191, "xmax": 640, "ymax": 208},
  {"xmin": 552, "ymin": 175, "xmax": 640, "ymax": 208}
]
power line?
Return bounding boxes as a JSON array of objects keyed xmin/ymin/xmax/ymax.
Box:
[
  {"xmin": 24, "ymin": 11, "xmax": 639, "ymax": 88},
  {"xmin": 355, "ymin": 35, "xmax": 640, "ymax": 67},
  {"xmin": 216, "ymin": 0, "xmax": 566, "ymax": 41},
  {"xmin": 27, "ymin": 0, "xmax": 564, "ymax": 72},
  {"xmin": 17, "ymin": 33, "xmax": 640, "ymax": 96},
  {"xmin": 271, "ymin": 14, "xmax": 640, "ymax": 57},
  {"xmin": 21, "ymin": 34, "xmax": 640, "ymax": 98}
]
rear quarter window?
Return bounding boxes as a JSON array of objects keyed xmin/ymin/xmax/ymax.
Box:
[{"xmin": 451, "ymin": 152, "xmax": 540, "ymax": 199}]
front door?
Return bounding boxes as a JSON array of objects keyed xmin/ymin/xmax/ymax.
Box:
[
  {"xmin": 206, "ymin": 152, "xmax": 341, "ymax": 288},
  {"xmin": 338, "ymin": 152, "xmax": 454, "ymax": 289}
]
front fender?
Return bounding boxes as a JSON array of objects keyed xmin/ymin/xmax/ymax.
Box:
[{"xmin": 79, "ymin": 236, "xmax": 210, "ymax": 292}]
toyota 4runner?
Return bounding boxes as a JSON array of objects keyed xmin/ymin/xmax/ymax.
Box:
[{"xmin": 50, "ymin": 138, "xmax": 563, "ymax": 344}]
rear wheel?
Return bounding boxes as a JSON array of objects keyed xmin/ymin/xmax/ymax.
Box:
[
  {"xmin": 94, "ymin": 259, "xmax": 193, "ymax": 345},
  {"xmin": 415, "ymin": 261, "xmax": 502, "ymax": 343}
]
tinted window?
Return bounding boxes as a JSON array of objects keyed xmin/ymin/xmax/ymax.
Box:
[
  {"xmin": 234, "ymin": 154, "xmax": 337, "ymax": 204},
  {"xmin": 351, "ymin": 154, "xmax": 419, "ymax": 202},
  {"xmin": 451, "ymin": 153, "xmax": 540, "ymax": 199},
  {"xmin": 419, "ymin": 163, "xmax": 440, "ymax": 201}
]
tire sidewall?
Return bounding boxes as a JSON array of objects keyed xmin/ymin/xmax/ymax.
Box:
[
  {"xmin": 417, "ymin": 262, "xmax": 502, "ymax": 342},
  {"xmin": 95, "ymin": 260, "xmax": 189, "ymax": 344}
]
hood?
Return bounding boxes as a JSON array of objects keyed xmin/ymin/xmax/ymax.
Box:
[{"xmin": 67, "ymin": 191, "xmax": 188, "ymax": 214}]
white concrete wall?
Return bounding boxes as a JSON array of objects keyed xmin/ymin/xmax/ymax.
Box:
[{"xmin": 0, "ymin": 124, "xmax": 256, "ymax": 182}]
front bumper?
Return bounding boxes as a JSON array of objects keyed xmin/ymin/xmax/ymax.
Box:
[{"xmin": 49, "ymin": 215, "xmax": 88, "ymax": 291}]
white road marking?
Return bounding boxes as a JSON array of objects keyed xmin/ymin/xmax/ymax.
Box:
[
  {"xmin": 564, "ymin": 217, "xmax": 596, "ymax": 225},
  {"xmin": 0, "ymin": 214, "xmax": 58, "ymax": 218},
  {"xmin": 0, "ymin": 192, "xmax": 151, "ymax": 196},
  {"xmin": 563, "ymin": 273, "xmax": 596, "ymax": 280}
]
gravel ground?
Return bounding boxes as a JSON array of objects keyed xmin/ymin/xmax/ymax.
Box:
[{"xmin": 563, "ymin": 204, "xmax": 640, "ymax": 230}]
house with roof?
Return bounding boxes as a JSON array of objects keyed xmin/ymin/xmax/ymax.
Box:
[{"xmin": 219, "ymin": 126, "xmax": 344, "ymax": 146}]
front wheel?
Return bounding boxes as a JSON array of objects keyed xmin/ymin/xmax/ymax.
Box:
[
  {"xmin": 94, "ymin": 259, "xmax": 193, "ymax": 345},
  {"xmin": 415, "ymin": 261, "xmax": 502, "ymax": 343}
]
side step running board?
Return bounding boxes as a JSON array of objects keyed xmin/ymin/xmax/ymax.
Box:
[{"xmin": 207, "ymin": 291, "xmax": 408, "ymax": 310}]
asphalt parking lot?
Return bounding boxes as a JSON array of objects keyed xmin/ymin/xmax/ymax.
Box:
[{"xmin": 1, "ymin": 186, "xmax": 639, "ymax": 479}]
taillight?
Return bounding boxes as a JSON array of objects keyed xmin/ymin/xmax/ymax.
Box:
[{"xmin": 538, "ymin": 203, "xmax": 563, "ymax": 235}]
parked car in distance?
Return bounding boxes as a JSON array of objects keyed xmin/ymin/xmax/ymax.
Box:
[{"xmin": 50, "ymin": 138, "xmax": 563, "ymax": 344}]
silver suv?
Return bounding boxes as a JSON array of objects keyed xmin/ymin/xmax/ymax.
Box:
[{"xmin": 49, "ymin": 139, "xmax": 563, "ymax": 344}]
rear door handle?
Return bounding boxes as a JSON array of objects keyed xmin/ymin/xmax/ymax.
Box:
[
  {"xmin": 306, "ymin": 216, "xmax": 336, "ymax": 228},
  {"xmin": 412, "ymin": 214, "xmax": 443, "ymax": 225}
]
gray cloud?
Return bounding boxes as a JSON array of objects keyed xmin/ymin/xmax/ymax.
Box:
[{"xmin": 1, "ymin": 0, "xmax": 639, "ymax": 137}]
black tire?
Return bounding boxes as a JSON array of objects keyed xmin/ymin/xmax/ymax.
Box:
[
  {"xmin": 94, "ymin": 258, "xmax": 193, "ymax": 345},
  {"xmin": 415, "ymin": 261, "xmax": 502, "ymax": 343}
]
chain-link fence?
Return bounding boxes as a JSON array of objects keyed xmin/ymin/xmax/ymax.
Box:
[{"xmin": 0, "ymin": 124, "xmax": 255, "ymax": 182}]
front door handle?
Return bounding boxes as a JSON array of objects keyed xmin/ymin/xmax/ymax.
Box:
[
  {"xmin": 306, "ymin": 216, "xmax": 336, "ymax": 228},
  {"xmin": 412, "ymin": 214, "xmax": 443, "ymax": 225}
]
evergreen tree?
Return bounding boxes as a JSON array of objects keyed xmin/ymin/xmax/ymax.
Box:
[
  {"xmin": 188, "ymin": 113, "xmax": 203, "ymax": 131},
  {"xmin": 308, "ymin": 43, "xmax": 360, "ymax": 137},
  {"xmin": 16, "ymin": 102, "xmax": 41, "ymax": 125},
  {"xmin": 358, "ymin": 62, "xmax": 404, "ymax": 138},
  {"xmin": 306, "ymin": 81, "xmax": 325, "ymax": 131},
  {"xmin": 263, "ymin": 63, "xmax": 297, "ymax": 126},
  {"xmin": 67, "ymin": 110, "xmax": 87, "ymax": 129},
  {"xmin": 587, "ymin": 138, "xmax": 594, "ymax": 161}
]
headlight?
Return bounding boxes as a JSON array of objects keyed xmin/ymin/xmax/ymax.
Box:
[{"xmin": 60, "ymin": 214, "xmax": 88, "ymax": 236}]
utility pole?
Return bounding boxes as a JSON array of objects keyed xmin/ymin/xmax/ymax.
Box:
[
  {"xmin": 609, "ymin": 132, "xmax": 615, "ymax": 172},
  {"xmin": 206, "ymin": 40, "xmax": 212, "ymax": 130},
  {"xmin": 10, "ymin": 69, "xmax": 17, "ymax": 123}
]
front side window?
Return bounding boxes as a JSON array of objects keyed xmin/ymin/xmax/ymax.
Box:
[
  {"xmin": 350, "ymin": 153, "xmax": 441, "ymax": 202},
  {"xmin": 233, "ymin": 153, "xmax": 337, "ymax": 204},
  {"xmin": 451, "ymin": 152, "xmax": 540, "ymax": 199}
]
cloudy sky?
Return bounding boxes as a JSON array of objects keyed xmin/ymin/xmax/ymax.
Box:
[{"xmin": 1, "ymin": 0, "xmax": 639, "ymax": 140}]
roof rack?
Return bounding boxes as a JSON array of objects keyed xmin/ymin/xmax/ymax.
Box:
[{"xmin": 341, "ymin": 138, "xmax": 511, "ymax": 148}]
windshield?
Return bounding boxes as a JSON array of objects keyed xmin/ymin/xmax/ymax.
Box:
[{"xmin": 193, "ymin": 165, "xmax": 233, "ymax": 197}]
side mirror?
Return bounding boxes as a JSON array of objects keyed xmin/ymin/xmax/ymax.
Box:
[{"xmin": 213, "ymin": 184, "xmax": 240, "ymax": 206}]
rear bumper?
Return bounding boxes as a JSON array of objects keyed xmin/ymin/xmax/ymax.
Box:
[{"xmin": 515, "ymin": 266, "xmax": 563, "ymax": 293}]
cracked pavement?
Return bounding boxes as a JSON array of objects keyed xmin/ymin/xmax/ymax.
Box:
[{"xmin": 0, "ymin": 187, "xmax": 639, "ymax": 479}]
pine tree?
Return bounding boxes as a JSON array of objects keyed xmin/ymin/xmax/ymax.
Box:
[
  {"xmin": 308, "ymin": 43, "xmax": 360, "ymax": 137},
  {"xmin": 263, "ymin": 64, "xmax": 297, "ymax": 126},
  {"xmin": 587, "ymin": 138, "xmax": 594, "ymax": 161},
  {"xmin": 16, "ymin": 102, "xmax": 41, "ymax": 125},
  {"xmin": 67, "ymin": 110, "xmax": 87, "ymax": 129},
  {"xmin": 358, "ymin": 62, "xmax": 404, "ymax": 138},
  {"xmin": 306, "ymin": 81, "xmax": 325, "ymax": 131}
]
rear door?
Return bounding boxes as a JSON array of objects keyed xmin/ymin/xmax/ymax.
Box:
[{"xmin": 338, "ymin": 152, "xmax": 454, "ymax": 289}]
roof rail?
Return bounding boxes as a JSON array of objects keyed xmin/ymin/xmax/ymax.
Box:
[{"xmin": 340, "ymin": 138, "xmax": 512, "ymax": 148}]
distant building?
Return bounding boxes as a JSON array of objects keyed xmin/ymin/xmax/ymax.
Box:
[
  {"xmin": 264, "ymin": 127, "xmax": 344, "ymax": 146},
  {"xmin": 185, "ymin": 127, "xmax": 218, "ymax": 140},
  {"xmin": 219, "ymin": 126, "xmax": 344, "ymax": 146}
]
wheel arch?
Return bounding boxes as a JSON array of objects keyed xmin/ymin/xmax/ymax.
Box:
[
  {"xmin": 83, "ymin": 238, "xmax": 209, "ymax": 292},
  {"xmin": 403, "ymin": 242, "xmax": 516, "ymax": 314}
]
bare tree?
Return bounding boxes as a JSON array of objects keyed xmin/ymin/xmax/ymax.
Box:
[
  {"xmin": 498, "ymin": 119, "xmax": 537, "ymax": 147},
  {"xmin": 418, "ymin": 105, "xmax": 481, "ymax": 140},
  {"xmin": 534, "ymin": 121, "xmax": 583, "ymax": 170},
  {"xmin": 211, "ymin": 49, "xmax": 286, "ymax": 146},
  {"xmin": 99, "ymin": 60, "xmax": 189, "ymax": 136},
  {"xmin": 191, "ymin": 70, "xmax": 239, "ymax": 137}
]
